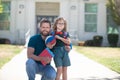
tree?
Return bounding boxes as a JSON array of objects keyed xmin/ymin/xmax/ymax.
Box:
[
  {"xmin": 0, "ymin": 0, "xmax": 3, "ymax": 13},
  {"xmin": 107, "ymin": 0, "xmax": 120, "ymax": 25},
  {"xmin": 107, "ymin": 0, "xmax": 120, "ymax": 47}
]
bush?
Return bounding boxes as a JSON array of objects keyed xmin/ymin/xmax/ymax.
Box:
[
  {"xmin": 0, "ymin": 38, "xmax": 11, "ymax": 44},
  {"xmin": 93, "ymin": 35, "xmax": 103, "ymax": 46},
  {"xmin": 107, "ymin": 34, "xmax": 119, "ymax": 47},
  {"xmin": 84, "ymin": 35, "xmax": 103, "ymax": 47},
  {"xmin": 84, "ymin": 40, "xmax": 94, "ymax": 46}
]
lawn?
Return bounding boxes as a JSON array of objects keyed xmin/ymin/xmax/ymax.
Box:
[
  {"xmin": 0, "ymin": 44, "xmax": 24, "ymax": 69},
  {"xmin": 74, "ymin": 46, "xmax": 120, "ymax": 74}
]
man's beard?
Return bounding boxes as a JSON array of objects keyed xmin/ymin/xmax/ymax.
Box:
[{"xmin": 40, "ymin": 31, "xmax": 49, "ymax": 37}]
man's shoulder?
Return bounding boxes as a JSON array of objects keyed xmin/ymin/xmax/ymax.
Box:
[
  {"xmin": 31, "ymin": 34, "xmax": 41, "ymax": 39},
  {"xmin": 28, "ymin": 34, "xmax": 43, "ymax": 47}
]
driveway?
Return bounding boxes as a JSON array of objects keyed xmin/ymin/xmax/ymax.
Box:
[{"xmin": 0, "ymin": 48, "xmax": 120, "ymax": 80}]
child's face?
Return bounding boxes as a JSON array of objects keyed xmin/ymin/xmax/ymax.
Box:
[{"xmin": 56, "ymin": 20, "xmax": 65, "ymax": 32}]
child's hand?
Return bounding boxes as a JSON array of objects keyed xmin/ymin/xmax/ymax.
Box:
[
  {"xmin": 65, "ymin": 46, "xmax": 71, "ymax": 52},
  {"xmin": 55, "ymin": 35, "xmax": 62, "ymax": 40}
]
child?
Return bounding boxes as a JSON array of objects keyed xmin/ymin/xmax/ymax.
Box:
[{"xmin": 52, "ymin": 17, "xmax": 71, "ymax": 80}]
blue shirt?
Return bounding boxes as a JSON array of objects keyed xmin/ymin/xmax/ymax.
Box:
[{"xmin": 28, "ymin": 34, "xmax": 47, "ymax": 64}]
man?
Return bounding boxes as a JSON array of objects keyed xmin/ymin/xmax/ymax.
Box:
[{"xmin": 26, "ymin": 19, "xmax": 56, "ymax": 80}]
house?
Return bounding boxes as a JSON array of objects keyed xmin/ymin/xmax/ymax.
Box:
[{"xmin": 0, "ymin": 0, "xmax": 120, "ymax": 46}]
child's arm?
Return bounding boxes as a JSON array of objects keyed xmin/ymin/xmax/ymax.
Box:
[{"xmin": 55, "ymin": 35, "xmax": 71, "ymax": 45}]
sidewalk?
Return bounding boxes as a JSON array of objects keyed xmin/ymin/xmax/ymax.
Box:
[{"xmin": 0, "ymin": 48, "xmax": 120, "ymax": 80}]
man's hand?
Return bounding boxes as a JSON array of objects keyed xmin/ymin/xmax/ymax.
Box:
[
  {"xmin": 39, "ymin": 56, "xmax": 52, "ymax": 64},
  {"xmin": 46, "ymin": 43, "xmax": 53, "ymax": 49},
  {"xmin": 46, "ymin": 42, "xmax": 56, "ymax": 49}
]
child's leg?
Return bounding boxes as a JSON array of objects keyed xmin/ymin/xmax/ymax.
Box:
[
  {"xmin": 62, "ymin": 67, "xmax": 67, "ymax": 80},
  {"xmin": 56, "ymin": 67, "xmax": 62, "ymax": 80}
]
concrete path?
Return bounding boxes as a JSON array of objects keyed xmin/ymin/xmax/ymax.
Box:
[{"xmin": 0, "ymin": 48, "xmax": 120, "ymax": 80}]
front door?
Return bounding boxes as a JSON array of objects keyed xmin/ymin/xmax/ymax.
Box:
[{"xmin": 35, "ymin": 2, "xmax": 59, "ymax": 34}]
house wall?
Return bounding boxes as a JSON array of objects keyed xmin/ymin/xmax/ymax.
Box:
[
  {"xmin": 19, "ymin": 0, "xmax": 60, "ymax": 44},
  {"xmin": 1, "ymin": 0, "xmax": 114, "ymax": 46},
  {"xmin": 60, "ymin": 0, "xmax": 108, "ymax": 46},
  {"xmin": 12, "ymin": 0, "xmax": 35, "ymax": 44},
  {"xmin": 0, "ymin": 0, "xmax": 18, "ymax": 44},
  {"xmin": 36, "ymin": 2, "xmax": 59, "ymax": 16}
]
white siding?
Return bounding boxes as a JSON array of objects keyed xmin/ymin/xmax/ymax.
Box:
[
  {"xmin": 36, "ymin": 2, "xmax": 59, "ymax": 16},
  {"xmin": 0, "ymin": 0, "xmax": 110, "ymax": 46},
  {"xmin": 24, "ymin": 0, "xmax": 36, "ymax": 38}
]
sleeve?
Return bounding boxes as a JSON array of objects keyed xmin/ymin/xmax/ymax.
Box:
[
  {"xmin": 67, "ymin": 32, "xmax": 72, "ymax": 49},
  {"xmin": 28, "ymin": 36, "xmax": 36, "ymax": 48},
  {"xmin": 66, "ymin": 32, "xmax": 70, "ymax": 38}
]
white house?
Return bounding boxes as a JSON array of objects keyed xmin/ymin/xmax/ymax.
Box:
[{"xmin": 0, "ymin": 0, "xmax": 119, "ymax": 46}]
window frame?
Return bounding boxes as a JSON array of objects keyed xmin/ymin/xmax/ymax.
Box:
[
  {"xmin": 0, "ymin": 1, "xmax": 11, "ymax": 31},
  {"xmin": 84, "ymin": 3, "xmax": 98, "ymax": 32}
]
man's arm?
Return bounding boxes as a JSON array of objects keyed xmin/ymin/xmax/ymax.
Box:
[
  {"xmin": 27, "ymin": 47, "xmax": 51, "ymax": 63},
  {"xmin": 27, "ymin": 47, "xmax": 41, "ymax": 61}
]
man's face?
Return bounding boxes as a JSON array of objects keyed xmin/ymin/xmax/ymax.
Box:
[{"xmin": 40, "ymin": 23, "xmax": 51, "ymax": 36}]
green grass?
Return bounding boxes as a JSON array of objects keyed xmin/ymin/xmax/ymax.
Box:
[
  {"xmin": 0, "ymin": 44, "xmax": 24, "ymax": 68},
  {"xmin": 74, "ymin": 46, "xmax": 120, "ymax": 73}
]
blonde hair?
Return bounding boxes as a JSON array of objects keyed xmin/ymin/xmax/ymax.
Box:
[{"xmin": 53, "ymin": 17, "xmax": 67, "ymax": 31}]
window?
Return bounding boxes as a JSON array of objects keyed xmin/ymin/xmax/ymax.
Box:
[
  {"xmin": 0, "ymin": 2, "xmax": 11, "ymax": 30},
  {"xmin": 84, "ymin": 3, "xmax": 97, "ymax": 32}
]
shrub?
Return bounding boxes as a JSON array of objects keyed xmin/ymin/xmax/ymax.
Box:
[
  {"xmin": 93, "ymin": 35, "xmax": 103, "ymax": 46},
  {"xmin": 107, "ymin": 34, "xmax": 119, "ymax": 47},
  {"xmin": 84, "ymin": 40, "xmax": 94, "ymax": 46},
  {"xmin": 0, "ymin": 38, "xmax": 11, "ymax": 44}
]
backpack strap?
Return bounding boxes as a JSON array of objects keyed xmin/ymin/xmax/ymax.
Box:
[
  {"xmin": 63, "ymin": 32, "xmax": 68, "ymax": 38},
  {"xmin": 50, "ymin": 30, "xmax": 55, "ymax": 36},
  {"xmin": 63, "ymin": 32, "xmax": 72, "ymax": 49}
]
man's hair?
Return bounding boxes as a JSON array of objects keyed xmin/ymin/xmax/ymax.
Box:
[{"xmin": 40, "ymin": 18, "xmax": 51, "ymax": 28}]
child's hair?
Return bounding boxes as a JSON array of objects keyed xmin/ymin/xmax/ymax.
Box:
[{"xmin": 53, "ymin": 17, "xmax": 67, "ymax": 31}]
